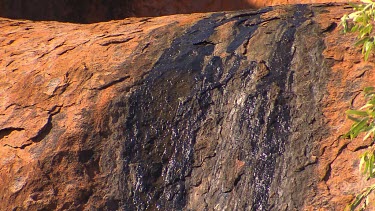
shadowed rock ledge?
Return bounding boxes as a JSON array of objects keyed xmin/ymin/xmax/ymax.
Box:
[
  {"xmin": 1, "ymin": 3, "xmax": 374, "ymax": 210},
  {"xmin": 0, "ymin": 0, "xmax": 351, "ymax": 23}
]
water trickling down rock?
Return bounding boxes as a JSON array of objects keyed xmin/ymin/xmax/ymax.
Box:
[{"xmin": 1, "ymin": 3, "xmax": 374, "ymax": 211}]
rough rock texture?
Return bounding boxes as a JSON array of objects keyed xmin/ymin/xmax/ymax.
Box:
[
  {"xmin": 0, "ymin": 0, "xmax": 353, "ymax": 23},
  {"xmin": 1, "ymin": 3, "xmax": 374, "ymax": 211}
]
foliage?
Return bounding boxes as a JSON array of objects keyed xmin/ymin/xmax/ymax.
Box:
[
  {"xmin": 346, "ymin": 184, "xmax": 375, "ymax": 211},
  {"xmin": 340, "ymin": 0, "xmax": 375, "ymax": 60},
  {"xmin": 340, "ymin": 1, "xmax": 375, "ymax": 209},
  {"xmin": 345, "ymin": 87, "xmax": 375, "ymax": 144},
  {"xmin": 345, "ymin": 87, "xmax": 375, "ymax": 210}
]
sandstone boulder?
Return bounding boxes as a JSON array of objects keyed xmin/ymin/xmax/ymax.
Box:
[{"xmin": 0, "ymin": 3, "xmax": 374, "ymax": 210}]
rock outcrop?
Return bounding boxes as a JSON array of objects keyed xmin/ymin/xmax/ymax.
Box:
[
  {"xmin": 0, "ymin": 0, "xmax": 353, "ymax": 23},
  {"xmin": 1, "ymin": 3, "xmax": 374, "ymax": 211}
]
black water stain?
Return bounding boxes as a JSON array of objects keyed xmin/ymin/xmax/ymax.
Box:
[
  {"xmin": 243, "ymin": 4, "xmax": 310, "ymax": 211},
  {"xmin": 104, "ymin": 4, "xmax": 313, "ymax": 210},
  {"xmin": 109, "ymin": 11, "xmax": 267, "ymax": 210}
]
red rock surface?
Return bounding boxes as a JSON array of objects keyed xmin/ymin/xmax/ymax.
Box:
[
  {"xmin": 0, "ymin": 14, "xmax": 202, "ymax": 209},
  {"xmin": 0, "ymin": 0, "xmax": 358, "ymax": 23},
  {"xmin": 310, "ymin": 6, "xmax": 375, "ymax": 210},
  {"xmin": 252, "ymin": 0, "xmax": 354, "ymax": 7},
  {"xmin": 1, "ymin": 3, "xmax": 375, "ymax": 210},
  {"xmin": 130, "ymin": 0, "xmax": 355, "ymax": 17}
]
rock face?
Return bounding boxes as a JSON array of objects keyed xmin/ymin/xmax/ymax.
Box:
[
  {"xmin": 1, "ymin": 3, "xmax": 374, "ymax": 211},
  {"xmin": 0, "ymin": 0, "xmax": 352, "ymax": 23}
]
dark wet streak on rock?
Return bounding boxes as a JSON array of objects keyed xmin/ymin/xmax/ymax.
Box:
[
  {"xmin": 245, "ymin": 4, "xmax": 310, "ymax": 210},
  {"xmin": 103, "ymin": 11, "xmax": 269, "ymax": 210},
  {"xmin": 97, "ymin": 4, "xmax": 328, "ymax": 211}
]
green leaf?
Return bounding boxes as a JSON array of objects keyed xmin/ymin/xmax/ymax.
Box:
[
  {"xmin": 363, "ymin": 125, "xmax": 375, "ymax": 141},
  {"xmin": 362, "ymin": 43, "xmax": 367, "ymax": 54},
  {"xmin": 365, "ymin": 49, "xmax": 371, "ymax": 60},
  {"xmin": 363, "ymin": 154, "xmax": 370, "ymax": 175},
  {"xmin": 367, "ymin": 110, "xmax": 375, "ymax": 117},
  {"xmin": 351, "ymin": 24, "xmax": 360, "ymax": 33},
  {"xmin": 364, "ymin": 24, "xmax": 373, "ymax": 36},
  {"xmin": 355, "ymin": 37, "xmax": 370, "ymax": 46},
  {"xmin": 365, "ymin": 92, "xmax": 375, "ymax": 98},
  {"xmin": 370, "ymin": 154, "xmax": 375, "ymax": 178},
  {"xmin": 360, "ymin": 154, "xmax": 367, "ymax": 173},
  {"xmin": 354, "ymin": 15, "xmax": 364, "ymax": 24},
  {"xmin": 348, "ymin": 117, "xmax": 369, "ymax": 139},
  {"xmin": 363, "ymin": 2, "xmax": 373, "ymax": 11},
  {"xmin": 364, "ymin": 40, "xmax": 373, "ymax": 60},
  {"xmin": 366, "ymin": 39, "xmax": 374, "ymax": 51},
  {"xmin": 367, "ymin": 98, "xmax": 375, "ymax": 105},
  {"xmin": 346, "ymin": 110, "xmax": 369, "ymax": 116},
  {"xmin": 362, "ymin": 0, "xmax": 374, "ymax": 4},
  {"xmin": 359, "ymin": 104, "xmax": 372, "ymax": 110},
  {"xmin": 350, "ymin": 11, "xmax": 362, "ymax": 19},
  {"xmin": 340, "ymin": 2, "xmax": 375, "ymax": 208},
  {"xmin": 347, "ymin": 184, "xmax": 375, "ymax": 211},
  {"xmin": 348, "ymin": 115, "xmax": 363, "ymax": 122},
  {"xmin": 364, "ymin": 87, "xmax": 375, "ymax": 96},
  {"xmin": 364, "ymin": 87, "xmax": 375, "ymax": 92}
]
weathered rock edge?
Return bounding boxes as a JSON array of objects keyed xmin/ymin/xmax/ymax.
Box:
[
  {"xmin": 0, "ymin": 0, "xmax": 351, "ymax": 23},
  {"xmin": 1, "ymin": 3, "xmax": 373, "ymax": 210}
]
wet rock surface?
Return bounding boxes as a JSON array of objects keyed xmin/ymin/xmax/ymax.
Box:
[{"xmin": 1, "ymin": 3, "xmax": 374, "ymax": 211}]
